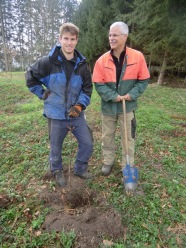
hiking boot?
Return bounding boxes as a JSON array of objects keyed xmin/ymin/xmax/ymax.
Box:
[
  {"xmin": 54, "ymin": 170, "xmax": 66, "ymax": 187},
  {"xmin": 102, "ymin": 164, "xmax": 113, "ymax": 176},
  {"xmin": 74, "ymin": 171, "xmax": 93, "ymax": 179}
]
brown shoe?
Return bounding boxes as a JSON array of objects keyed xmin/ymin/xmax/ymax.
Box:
[
  {"xmin": 74, "ymin": 171, "xmax": 93, "ymax": 179},
  {"xmin": 54, "ymin": 170, "xmax": 66, "ymax": 187},
  {"xmin": 102, "ymin": 164, "xmax": 113, "ymax": 176}
]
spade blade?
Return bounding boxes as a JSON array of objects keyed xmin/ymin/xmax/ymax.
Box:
[{"xmin": 122, "ymin": 164, "xmax": 138, "ymax": 192}]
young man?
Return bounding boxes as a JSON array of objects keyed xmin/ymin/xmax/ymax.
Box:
[
  {"xmin": 92, "ymin": 21, "xmax": 150, "ymax": 175},
  {"xmin": 26, "ymin": 23, "xmax": 93, "ymax": 186}
]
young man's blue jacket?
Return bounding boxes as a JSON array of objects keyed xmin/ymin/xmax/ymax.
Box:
[{"xmin": 26, "ymin": 45, "xmax": 92, "ymax": 120}]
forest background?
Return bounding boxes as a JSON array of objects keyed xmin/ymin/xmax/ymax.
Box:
[
  {"xmin": 0, "ymin": 0, "xmax": 186, "ymax": 85},
  {"xmin": 1, "ymin": 1, "xmax": 186, "ymax": 247}
]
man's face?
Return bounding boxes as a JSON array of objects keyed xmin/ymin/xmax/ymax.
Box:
[
  {"xmin": 59, "ymin": 32, "xmax": 78, "ymax": 55},
  {"xmin": 109, "ymin": 26, "xmax": 127, "ymax": 51}
]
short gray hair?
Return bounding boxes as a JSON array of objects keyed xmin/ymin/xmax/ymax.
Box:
[{"xmin": 110, "ymin": 22, "xmax": 129, "ymax": 35}]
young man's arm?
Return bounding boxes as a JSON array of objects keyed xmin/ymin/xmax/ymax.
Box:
[{"xmin": 25, "ymin": 57, "xmax": 50, "ymax": 100}]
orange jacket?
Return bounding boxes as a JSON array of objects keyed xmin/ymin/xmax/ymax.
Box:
[{"xmin": 92, "ymin": 47, "xmax": 150, "ymax": 114}]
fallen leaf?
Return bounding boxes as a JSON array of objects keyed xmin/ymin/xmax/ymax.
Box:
[
  {"xmin": 34, "ymin": 211, "xmax": 40, "ymax": 216},
  {"xmin": 35, "ymin": 231, "xmax": 41, "ymax": 236},
  {"xmin": 103, "ymin": 239, "xmax": 114, "ymax": 247},
  {"xmin": 23, "ymin": 208, "xmax": 30, "ymax": 213},
  {"xmin": 123, "ymin": 227, "xmax": 127, "ymax": 242}
]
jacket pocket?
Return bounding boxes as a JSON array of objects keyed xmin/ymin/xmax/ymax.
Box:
[{"xmin": 131, "ymin": 116, "xmax": 137, "ymax": 139}]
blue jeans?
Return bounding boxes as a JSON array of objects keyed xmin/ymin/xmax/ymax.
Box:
[{"xmin": 48, "ymin": 114, "xmax": 93, "ymax": 174}]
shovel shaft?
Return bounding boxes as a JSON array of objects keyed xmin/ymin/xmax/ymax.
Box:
[
  {"xmin": 122, "ymin": 99, "xmax": 129, "ymax": 157},
  {"xmin": 122, "ymin": 99, "xmax": 138, "ymax": 192},
  {"xmin": 126, "ymin": 154, "xmax": 130, "ymax": 166}
]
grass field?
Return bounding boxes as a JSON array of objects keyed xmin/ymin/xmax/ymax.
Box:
[{"xmin": 0, "ymin": 72, "xmax": 186, "ymax": 247}]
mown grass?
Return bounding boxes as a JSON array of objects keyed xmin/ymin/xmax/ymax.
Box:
[{"xmin": 0, "ymin": 72, "xmax": 186, "ymax": 247}]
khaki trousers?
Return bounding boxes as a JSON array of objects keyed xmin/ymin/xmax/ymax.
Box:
[{"xmin": 102, "ymin": 112, "xmax": 136, "ymax": 167}]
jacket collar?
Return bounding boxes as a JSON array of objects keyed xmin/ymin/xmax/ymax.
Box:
[{"xmin": 49, "ymin": 44, "xmax": 86, "ymax": 65}]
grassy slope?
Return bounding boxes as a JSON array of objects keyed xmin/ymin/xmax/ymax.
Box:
[{"xmin": 0, "ymin": 72, "xmax": 186, "ymax": 247}]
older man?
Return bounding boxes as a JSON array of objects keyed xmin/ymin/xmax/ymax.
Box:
[{"xmin": 93, "ymin": 21, "xmax": 150, "ymax": 175}]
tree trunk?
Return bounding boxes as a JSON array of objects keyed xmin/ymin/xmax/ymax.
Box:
[
  {"xmin": 129, "ymin": 23, "xmax": 135, "ymax": 47},
  {"xmin": 157, "ymin": 50, "xmax": 168, "ymax": 85},
  {"xmin": 0, "ymin": 3, "xmax": 9, "ymax": 71}
]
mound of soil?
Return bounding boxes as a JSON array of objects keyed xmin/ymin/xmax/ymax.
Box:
[
  {"xmin": 39, "ymin": 170, "xmax": 124, "ymax": 247},
  {"xmin": 0, "ymin": 194, "xmax": 11, "ymax": 208}
]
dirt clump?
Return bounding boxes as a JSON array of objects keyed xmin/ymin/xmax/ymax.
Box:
[
  {"xmin": 39, "ymin": 170, "xmax": 124, "ymax": 247},
  {"xmin": 0, "ymin": 194, "xmax": 11, "ymax": 208}
]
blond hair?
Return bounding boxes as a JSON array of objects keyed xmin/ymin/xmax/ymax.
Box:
[{"xmin": 59, "ymin": 22, "xmax": 79, "ymax": 38}]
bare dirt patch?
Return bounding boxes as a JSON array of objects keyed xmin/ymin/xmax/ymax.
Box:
[{"xmin": 39, "ymin": 169, "xmax": 124, "ymax": 247}]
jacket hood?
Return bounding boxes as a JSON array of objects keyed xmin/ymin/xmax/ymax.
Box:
[{"xmin": 48, "ymin": 44, "xmax": 86, "ymax": 65}]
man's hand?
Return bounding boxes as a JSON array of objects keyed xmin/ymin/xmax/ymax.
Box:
[
  {"xmin": 123, "ymin": 94, "xmax": 131, "ymax": 101},
  {"xmin": 68, "ymin": 105, "xmax": 82, "ymax": 117},
  {"xmin": 115, "ymin": 94, "xmax": 131, "ymax": 102},
  {"xmin": 115, "ymin": 95, "xmax": 123, "ymax": 102}
]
